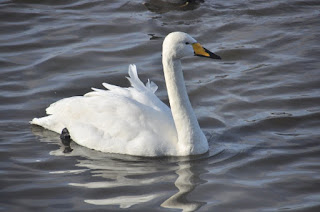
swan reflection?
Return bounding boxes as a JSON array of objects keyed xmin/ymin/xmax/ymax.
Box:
[
  {"xmin": 32, "ymin": 127, "xmax": 207, "ymax": 210},
  {"xmin": 161, "ymin": 161, "xmax": 206, "ymax": 211}
]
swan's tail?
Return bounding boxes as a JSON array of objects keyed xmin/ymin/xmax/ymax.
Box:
[{"xmin": 30, "ymin": 116, "xmax": 64, "ymax": 134}]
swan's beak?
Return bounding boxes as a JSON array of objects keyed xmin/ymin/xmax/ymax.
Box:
[{"xmin": 192, "ymin": 43, "xmax": 221, "ymax": 59}]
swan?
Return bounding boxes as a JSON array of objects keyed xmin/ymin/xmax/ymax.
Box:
[{"xmin": 31, "ymin": 32, "xmax": 221, "ymax": 156}]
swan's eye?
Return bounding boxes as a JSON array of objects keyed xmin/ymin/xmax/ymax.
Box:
[{"xmin": 185, "ymin": 42, "xmax": 190, "ymax": 45}]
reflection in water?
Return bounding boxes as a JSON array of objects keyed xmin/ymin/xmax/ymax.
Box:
[
  {"xmin": 32, "ymin": 126, "xmax": 207, "ymax": 210},
  {"xmin": 161, "ymin": 162, "xmax": 206, "ymax": 211},
  {"xmin": 85, "ymin": 194, "xmax": 161, "ymax": 209}
]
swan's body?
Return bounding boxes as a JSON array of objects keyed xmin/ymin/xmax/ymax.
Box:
[{"xmin": 31, "ymin": 32, "xmax": 221, "ymax": 156}]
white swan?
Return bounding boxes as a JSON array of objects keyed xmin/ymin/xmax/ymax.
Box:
[{"xmin": 31, "ymin": 32, "xmax": 221, "ymax": 156}]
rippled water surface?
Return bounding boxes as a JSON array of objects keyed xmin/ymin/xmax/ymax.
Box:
[{"xmin": 1, "ymin": 0, "xmax": 320, "ymax": 211}]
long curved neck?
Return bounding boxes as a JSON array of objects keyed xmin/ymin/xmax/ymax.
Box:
[{"xmin": 162, "ymin": 57, "xmax": 208, "ymax": 155}]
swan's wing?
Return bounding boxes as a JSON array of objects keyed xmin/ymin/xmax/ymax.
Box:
[
  {"xmin": 31, "ymin": 65, "xmax": 177, "ymax": 156},
  {"xmin": 84, "ymin": 64, "xmax": 166, "ymax": 113}
]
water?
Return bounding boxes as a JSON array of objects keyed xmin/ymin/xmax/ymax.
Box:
[{"xmin": 1, "ymin": 0, "xmax": 320, "ymax": 211}]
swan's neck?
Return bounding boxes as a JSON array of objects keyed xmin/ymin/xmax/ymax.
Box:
[{"xmin": 162, "ymin": 58, "xmax": 208, "ymax": 155}]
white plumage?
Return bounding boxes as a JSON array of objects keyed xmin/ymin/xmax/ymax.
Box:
[{"xmin": 31, "ymin": 32, "xmax": 221, "ymax": 156}]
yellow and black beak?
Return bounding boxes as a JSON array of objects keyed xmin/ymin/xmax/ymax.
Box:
[{"xmin": 192, "ymin": 43, "xmax": 221, "ymax": 60}]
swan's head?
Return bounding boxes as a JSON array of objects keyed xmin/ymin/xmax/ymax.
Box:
[{"xmin": 162, "ymin": 32, "xmax": 221, "ymax": 60}]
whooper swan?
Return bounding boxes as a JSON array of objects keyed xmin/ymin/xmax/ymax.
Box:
[{"xmin": 31, "ymin": 32, "xmax": 221, "ymax": 156}]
